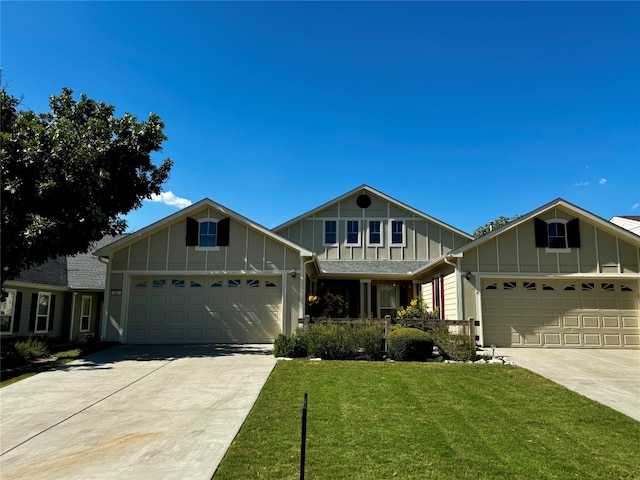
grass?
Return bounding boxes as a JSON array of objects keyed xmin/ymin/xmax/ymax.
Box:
[{"xmin": 214, "ymin": 361, "xmax": 640, "ymax": 480}]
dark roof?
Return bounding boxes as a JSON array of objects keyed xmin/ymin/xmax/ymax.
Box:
[
  {"xmin": 619, "ymin": 216, "xmax": 640, "ymax": 221},
  {"xmin": 317, "ymin": 260, "xmax": 430, "ymax": 276},
  {"xmin": 13, "ymin": 256, "xmax": 69, "ymax": 287},
  {"xmin": 11, "ymin": 235, "xmax": 121, "ymax": 291}
]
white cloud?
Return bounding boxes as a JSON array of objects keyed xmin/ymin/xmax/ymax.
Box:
[
  {"xmin": 599, "ymin": 178, "xmax": 607, "ymax": 185},
  {"xmin": 574, "ymin": 181, "xmax": 589, "ymax": 186},
  {"xmin": 632, "ymin": 203, "xmax": 639, "ymax": 211},
  {"xmin": 147, "ymin": 191, "xmax": 192, "ymax": 209}
]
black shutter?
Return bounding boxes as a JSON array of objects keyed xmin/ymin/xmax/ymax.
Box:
[
  {"xmin": 534, "ymin": 218, "xmax": 549, "ymax": 248},
  {"xmin": 29, "ymin": 293, "xmax": 37, "ymax": 332},
  {"xmin": 218, "ymin": 217, "xmax": 230, "ymax": 246},
  {"xmin": 186, "ymin": 217, "xmax": 199, "ymax": 246},
  {"xmin": 13, "ymin": 292, "xmax": 22, "ymax": 333},
  {"xmin": 48, "ymin": 295, "xmax": 56, "ymax": 331},
  {"xmin": 567, "ymin": 218, "xmax": 581, "ymax": 248}
]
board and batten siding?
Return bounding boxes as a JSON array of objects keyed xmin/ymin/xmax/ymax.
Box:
[
  {"xmin": 275, "ymin": 193, "xmax": 469, "ymax": 262},
  {"xmin": 460, "ymin": 208, "xmax": 640, "ymax": 276},
  {"xmin": 102, "ymin": 206, "xmax": 307, "ymax": 342}
]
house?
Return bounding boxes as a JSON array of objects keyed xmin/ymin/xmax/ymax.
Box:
[
  {"xmin": 610, "ymin": 216, "xmax": 640, "ymax": 236},
  {"xmin": 96, "ymin": 186, "xmax": 640, "ymax": 348},
  {"xmin": 272, "ymin": 185, "xmax": 473, "ymax": 319},
  {"xmin": 414, "ymin": 199, "xmax": 640, "ymax": 348},
  {"xmin": 1, "ymin": 236, "xmax": 117, "ymax": 342},
  {"xmin": 94, "ymin": 199, "xmax": 314, "ymax": 344}
]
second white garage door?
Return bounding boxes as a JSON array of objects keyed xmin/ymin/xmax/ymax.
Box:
[
  {"xmin": 127, "ymin": 276, "xmax": 282, "ymax": 344},
  {"xmin": 482, "ymin": 279, "xmax": 639, "ymax": 348}
]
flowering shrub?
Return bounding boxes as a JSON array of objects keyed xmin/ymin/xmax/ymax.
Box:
[
  {"xmin": 396, "ymin": 295, "xmax": 438, "ymax": 320},
  {"xmin": 306, "ymin": 292, "xmax": 348, "ymax": 318}
]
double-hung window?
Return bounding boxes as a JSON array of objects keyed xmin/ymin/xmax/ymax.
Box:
[
  {"xmin": 391, "ymin": 220, "xmax": 405, "ymax": 245},
  {"xmin": 346, "ymin": 220, "xmax": 360, "ymax": 246},
  {"xmin": 35, "ymin": 292, "xmax": 51, "ymax": 333},
  {"xmin": 80, "ymin": 296, "xmax": 92, "ymax": 332},
  {"xmin": 534, "ymin": 217, "xmax": 580, "ymax": 251},
  {"xmin": 199, "ymin": 221, "xmax": 217, "ymax": 247},
  {"xmin": 368, "ymin": 220, "xmax": 382, "ymax": 246},
  {"xmin": 324, "ymin": 220, "xmax": 337, "ymax": 245}
]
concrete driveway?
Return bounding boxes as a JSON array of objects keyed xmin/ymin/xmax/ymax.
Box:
[
  {"xmin": 0, "ymin": 344, "xmax": 276, "ymax": 480},
  {"xmin": 494, "ymin": 348, "xmax": 640, "ymax": 422}
]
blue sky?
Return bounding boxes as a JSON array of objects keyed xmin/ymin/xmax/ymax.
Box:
[{"xmin": 3, "ymin": 1, "xmax": 639, "ymax": 234}]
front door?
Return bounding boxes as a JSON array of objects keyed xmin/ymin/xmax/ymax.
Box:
[{"xmin": 378, "ymin": 284, "xmax": 399, "ymax": 319}]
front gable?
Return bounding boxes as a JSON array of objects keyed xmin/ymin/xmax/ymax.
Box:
[
  {"xmin": 459, "ymin": 200, "xmax": 640, "ymax": 275},
  {"xmin": 99, "ymin": 199, "xmax": 312, "ymax": 273},
  {"xmin": 273, "ymin": 185, "xmax": 472, "ymax": 263}
]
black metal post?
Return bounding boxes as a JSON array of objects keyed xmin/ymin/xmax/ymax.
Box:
[{"xmin": 300, "ymin": 393, "xmax": 308, "ymax": 480}]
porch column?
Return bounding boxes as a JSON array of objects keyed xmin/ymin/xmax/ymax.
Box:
[{"xmin": 359, "ymin": 279, "xmax": 372, "ymax": 318}]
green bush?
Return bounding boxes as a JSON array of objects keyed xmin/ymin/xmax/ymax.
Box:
[
  {"xmin": 386, "ymin": 328, "xmax": 433, "ymax": 361},
  {"xmin": 14, "ymin": 337, "xmax": 50, "ymax": 360},
  {"xmin": 429, "ymin": 325, "xmax": 476, "ymax": 361},
  {"xmin": 273, "ymin": 329, "xmax": 309, "ymax": 358}
]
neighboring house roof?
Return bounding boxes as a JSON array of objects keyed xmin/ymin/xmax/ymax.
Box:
[
  {"xmin": 8, "ymin": 235, "xmax": 121, "ymax": 291},
  {"xmin": 610, "ymin": 216, "xmax": 640, "ymax": 236},
  {"xmin": 273, "ymin": 184, "xmax": 474, "ymax": 241},
  {"xmin": 318, "ymin": 260, "xmax": 430, "ymax": 278},
  {"xmin": 413, "ymin": 198, "xmax": 640, "ymax": 276},
  {"xmin": 95, "ymin": 198, "xmax": 314, "ymax": 258},
  {"xmin": 12, "ymin": 256, "xmax": 69, "ymax": 287}
]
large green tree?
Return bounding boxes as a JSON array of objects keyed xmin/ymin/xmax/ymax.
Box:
[
  {"xmin": 1, "ymin": 87, "xmax": 173, "ymax": 287},
  {"xmin": 472, "ymin": 215, "xmax": 521, "ymax": 238}
]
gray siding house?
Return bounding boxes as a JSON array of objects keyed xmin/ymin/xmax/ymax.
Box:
[{"xmin": 1, "ymin": 237, "xmax": 116, "ymax": 341}]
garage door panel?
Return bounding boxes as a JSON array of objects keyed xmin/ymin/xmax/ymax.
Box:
[
  {"xmin": 523, "ymin": 333, "xmax": 541, "ymax": 345},
  {"xmin": 482, "ymin": 278, "xmax": 639, "ymax": 349},
  {"xmin": 582, "ymin": 316, "xmax": 599, "ymax": 328},
  {"xmin": 563, "ymin": 316, "xmax": 579, "ymax": 327},
  {"xmin": 583, "ymin": 334, "xmax": 601, "ymax": 346},
  {"xmin": 127, "ymin": 276, "xmax": 282, "ymax": 344},
  {"xmin": 604, "ymin": 335, "xmax": 621, "ymax": 346},
  {"xmin": 619, "ymin": 299, "xmax": 636, "ymax": 310},
  {"xmin": 622, "ymin": 316, "xmax": 639, "ymax": 328},
  {"xmin": 564, "ymin": 334, "xmax": 581, "ymax": 345},
  {"xmin": 544, "ymin": 333, "xmax": 561, "ymax": 345},
  {"xmin": 602, "ymin": 316, "xmax": 619, "ymax": 328},
  {"xmin": 623, "ymin": 335, "xmax": 640, "ymax": 346}
]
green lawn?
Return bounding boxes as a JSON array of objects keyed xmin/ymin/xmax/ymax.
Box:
[{"xmin": 214, "ymin": 361, "xmax": 640, "ymax": 480}]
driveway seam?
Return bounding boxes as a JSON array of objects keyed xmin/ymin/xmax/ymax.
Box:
[{"xmin": 0, "ymin": 357, "xmax": 177, "ymax": 457}]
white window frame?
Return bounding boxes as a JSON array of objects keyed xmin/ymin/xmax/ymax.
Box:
[
  {"xmin": 545, "ymin": 218, "xmax": 570, "ymax": 253},
  {"xmin": 0, "ymin": 289, "xmax": 17, "ymax": 335},
  {"xmin": 80, "ymin": 295, "xmax": 92, "ymax": 332},
  {"xmin": 196, "ymin": 218, "xmax": 221, "ymax": 251},
  {"xmin": 390, "ymin": 220, "xmax": 406, "ymax": 246},
  {"xmin": 367, "ymin": 220, "xmax": 383, "ymax": 247},
  {"xmin": 345, "ymin": 220, "xmax": 361, "ymax": 246},
  {"xmin": 35, "ymin": 292, "xmax": 51, "ymax": 334},
  {"xmin": 324, "ymin": 220, "xmax": 338, "ymax": 246}
]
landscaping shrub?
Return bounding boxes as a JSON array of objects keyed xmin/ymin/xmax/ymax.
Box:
[
  {"xmin": 273, "ymin": 329, "xmax": 309, "ymax": 358},
  {"xmin": 429, "ymin": 325, "xmax": 476, "ymax": 361},
  {"xmin": 386, "ymin": 328, "xmax": 433, "ymax": 361},
  {"xmin": 14, "ymin": 337, "xmax": 50, "ymax": 361}
]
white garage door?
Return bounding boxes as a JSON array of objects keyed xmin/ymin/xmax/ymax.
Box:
[
  {"xmin": 482, "ymin": 279, "xmax": 639, "ymax": 348},
  {"xmin": 127, "ymin": 276, "xmax": 282, "ymax": 344}
]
